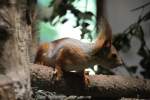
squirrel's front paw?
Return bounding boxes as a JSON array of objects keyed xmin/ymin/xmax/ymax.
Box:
[{"xmin": 53, "ymin": 67, "xmax": 63, "ymax": 81}]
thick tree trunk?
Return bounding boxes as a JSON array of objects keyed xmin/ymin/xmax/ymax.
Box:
[
  {"xmin": 0, "ymin": 0, "xmax": 31, "ymax": 99},
  {"xmin": 31, "ymin": 64, "xmax": 150, "ymax": 99}
]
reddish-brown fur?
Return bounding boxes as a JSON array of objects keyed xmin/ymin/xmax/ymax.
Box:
[{"xmin": 34, "ymin": 17, "xmax": 123, "ymax": 82}]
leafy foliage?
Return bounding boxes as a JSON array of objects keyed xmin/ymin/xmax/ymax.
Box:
[
  {"xmin": 113, "ymin": 2, "xmax": 150, "ymax": 78},
  {"xmin": 48, "ymin": 0, "xmax": 95, "ymax": 40}
]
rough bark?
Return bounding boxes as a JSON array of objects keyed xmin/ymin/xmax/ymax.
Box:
[
  {"xmin": 31, "ymin": 64, "xmax": 150, "ymax": 99},
  {"xmin": 0, "ymin": 0, "xmax": 31, "ymax": 99},
  {"xmin": 27, "ymin": 0, "xmax": 39, "ymax": 63}
]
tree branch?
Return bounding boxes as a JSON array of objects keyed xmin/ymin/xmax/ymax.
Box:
[{"xmin": 30, "ymin": 64, "xmax": 150, "ymax": 99}]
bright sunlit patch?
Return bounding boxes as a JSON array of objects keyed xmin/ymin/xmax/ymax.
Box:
[
  {"xmin": 85, "ymin": 68, "xmax": 95, "ymax": 75},
  {"xmin": 73, "ymin": 0, "xmax": 96, "ymax": 13},
  {"xmin": 38, "ymin": 0, "xmax": 97, "ymax": 44},
  {"xmin": 70, "ymin": 68, "xmax": 96, "ymax": 75},
  {"xmin": 57, "ymin": 24, "xmax": 81, "ymax": 40},
  {"xmin": 55, "ymin": 11, "xmax": 82, "ymax": 40},
  {"xmin": 93, "ymin": 65, "xmax": 98, "ymax": 72}
]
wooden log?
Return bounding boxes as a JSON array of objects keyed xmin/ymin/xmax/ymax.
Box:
[{"xmin": 30, "ymin": 64, "xmax": 150, "ymax": 99}]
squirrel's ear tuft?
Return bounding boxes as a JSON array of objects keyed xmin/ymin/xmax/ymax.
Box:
[
  {"xmin": 100, "ymin": 17, "xmax": 112, "ymax": 48},
  {"xmin": 93, "ymin": 17, "xmax": 112, "ymax": 54}
]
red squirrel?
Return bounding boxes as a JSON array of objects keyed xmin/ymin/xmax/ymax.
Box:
[{"xmin": 34, "ymin": 17, "xmax": 123, "ymax": 82}]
